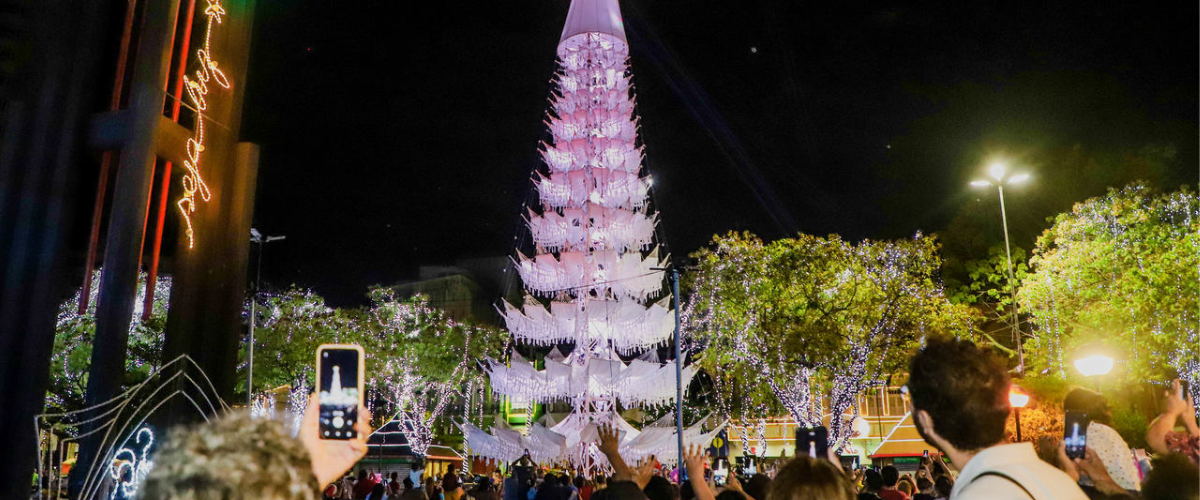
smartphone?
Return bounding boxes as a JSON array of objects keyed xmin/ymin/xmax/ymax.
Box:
[
  {"xmin": 795, "ymin": 426, "xmax": 829, "ymax": 460},
  {"xmin": 712, "ymin": 459, "xmax": 728, "ymax": 486},
  {"xmin": 1063, "ymin": 411, "xmax": 1089, "ymax": 460},
  {"xmin": 317, "ymin": 343, "xmax": 364, "ymax": 440},
  {"xmin": 923, "ymin": 449, "xmax": 929, "ymax": 459},
  {"xmin": 837, "ymin": 454, "xmax": 860, "ymax": 471}
]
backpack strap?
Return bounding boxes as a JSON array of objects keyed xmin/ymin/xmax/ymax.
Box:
[{"xmin": 975, "ymin": 471, "xmax": 1036, "ymax": 499}]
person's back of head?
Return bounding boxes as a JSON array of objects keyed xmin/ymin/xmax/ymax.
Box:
[
  {"xmin": 679, "ymin": 479, "xmax": 695, "ymax": 500},
  {"xmin": 642, "ymin": 476, "xmax": 676, "ymax": 500},
  {"xmin": 896, "ymin": 481, "xmax": 911, "ymax": 495},
  {"xmin": 574, "ymin": 476, "xmax": 585, "ymax": 489},
  {"xmin": 915, "ymin": 477, "xmax": 932, "ymax": 494},
  {"xmin": 765, "ymin": 456, "xmax": 855, "ymax": 500},
  {"xmin": 932, "ymin": 476, "xmax": 952, "ymax": 499},
  {"xmin": 908, "ymin": 336, "xmax": 1010, "ymax": 453},
  {"xmin": 361, "ymin": 470, "xmax": 370, "ymax": 481},
  {"xmin": 560, "ymin": 474, "xmax": 572, "ymax": 486},
  {"xmin": 1141, "ymin": 453, "xmax": 1199, "ymax": 500},
  {"xmin": 140, "ymin": 412, "xmax": 318, "ymax": 500},
  {"xmin": 372, "ymin": 483, "xmax": 387, "ymax": 500},
  {"xmin": 715, "ymin": 490, "xmax": 747, "ymax": 500},
  {"xmin": 880, "ymin": 466, "xmax": 899, "ymax": 488},
  {"xmin": 743, "ymin": 474, "xmax": 771, "ymax": 500},
  {"xmin": 405, "ymin": 478, "xmax": 415, "ymax": 490},
  {"xmin": 862, "ymin": 469, "xmax": 883, "ymax": 492},
  {"xmin": 1062, "ymin": 387, "xmax": 1112, "ymax": 426},
  {"xmin": 598, "ymin": 481, "xmax": 648, "ymax": 500}
]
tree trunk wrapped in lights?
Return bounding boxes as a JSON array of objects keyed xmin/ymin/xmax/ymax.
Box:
[{"xmin": 464, "ymin": 0, "xmax": 723, "ymax": 469}]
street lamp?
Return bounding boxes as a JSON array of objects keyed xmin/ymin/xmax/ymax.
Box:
[
  {"xmin": 1074, "ymin": 354, "xmax": 1113, "ymax": 392},
  {"xmin": 248, "ymin": 228, "xmax": 286, "ymax": 407},
  {"xmin": 1009, "ymin": 385, "xmax": 1030, "ymax": 442},
  {"xmin": 970, "ymin": 163, "xmax": 1030, "ymax": 373}
]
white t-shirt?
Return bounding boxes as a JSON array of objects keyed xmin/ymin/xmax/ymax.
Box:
[{"xmin": 951, "ymin": 443, "xmax": 1088, "ymax": 500}]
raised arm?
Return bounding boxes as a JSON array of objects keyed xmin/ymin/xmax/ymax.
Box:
[
  {"xmin": 597, "ymin": 424, "xmax": 635, "ymax": 482},
  {"xmin": 1147, "ymin": 380, "xmax": 1199, "ymax": 455},
  {"xmin": 683, "ymin": 444, "xmax": 717, "ymax": 500}
]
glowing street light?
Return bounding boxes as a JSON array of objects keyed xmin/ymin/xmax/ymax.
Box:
[
  {"xmin": 1009, "ymin": 385, "xmax": 1031, "ymax": 441},
  {"xmin": 970, "ymin": 162, "xmax": 1031, "ymax": 373},
  {"xmin": 1008, "ymin": 385, "xmax": 1031, "ymax": 408},
  {"xmin": 1074, "ymin": 354, "xmax": 1114, "ymax": 377}
]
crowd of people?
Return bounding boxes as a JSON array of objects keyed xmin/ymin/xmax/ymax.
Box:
[{"xmin": 137, "ymin": 337, "xmax": 1198, "ymax": 500}]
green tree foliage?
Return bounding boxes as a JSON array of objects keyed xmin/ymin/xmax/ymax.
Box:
[
  {"xmin": 242, "ymin": 285, "xmax": 507, "ymax": 454},
  {"xmin": 1018, "ymin": 183, "xmax": 1199, "ymax": 402},
  {"xmin": 686, "ymin": 232, "xmax": 976, "ymax": 448},
  {"xmin": 945, "ymin": 244, "xmax": 1030, "ymax": 359},
  {"xmin": 48, "ymin": 271, "xmax": 170, "ymax": 415}
]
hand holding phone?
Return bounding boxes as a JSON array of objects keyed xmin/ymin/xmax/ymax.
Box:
[
  {"xmin": 1063, "ymin": 411, "xmax": 1089, "ymax": 460},
  {"xmin": 795, "ymin": 426, "xmax": 829, "ymax": 460},
  {"xmin": 317, "ymin": 344, "xmax": 365, "ymax": 440}
]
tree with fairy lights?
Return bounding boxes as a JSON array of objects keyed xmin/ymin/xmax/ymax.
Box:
[
  {"xmin": 361, "ymin": 287, "xmax": 505, "ymax": 456},
  {"xmin": 49, "ymin": 270, "xmax": 171, "ymax": 415},
  {"xmin": 1019, "ymin": 183, "xmax": 1199, "ymax": 409},
  {"xmin": 244, "ymin": 286, "xmax": 506, "ymax": 453},
  {"xmin": 685, "ymin": 232, "xmax": 976, "ymax": 449}
]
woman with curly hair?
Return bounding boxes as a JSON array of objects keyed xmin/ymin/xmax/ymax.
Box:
[{"xmin": 140, "ymin": 394, "xmax": 370, "ymax": 500}]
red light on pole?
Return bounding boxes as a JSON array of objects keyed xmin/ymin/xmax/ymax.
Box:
[{"xmin": 1009, "ymin": 385, "xmax": 1030, "ymax": 442}]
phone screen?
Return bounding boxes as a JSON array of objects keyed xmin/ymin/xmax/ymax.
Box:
[
  {"xmin": 712, "ymin": 459, "xmax": 728, "ymax": 486},
  {"xmin": 318, "ymin": 345, "xmax": 362, "ymax": 440},
  {"xmin": 795, "ymin": 426, "xmax": 829, "ymax": 460},
  {"xmin": 1063, "ymin": 411, "xmax": 1089, "ymax": 460}
]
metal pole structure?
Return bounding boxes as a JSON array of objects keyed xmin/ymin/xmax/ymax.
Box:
[
  {"xmin": 247, "ymin": 231, "xmax": 285, "ymax": 406},
  {"xmin": 248, "ymin": 239, "xmax": 261, "ymax": 407},
  {"xmin": 673, "ymin": 267, "xmax": 684, "ymax": 480},
  {"xmin": 1014, "ymin": 408, "xmax": 1022, "ymax": 442},
  {"xmin": 996, "ymin": 184, "xmax": 1024, "ymax": 373}
]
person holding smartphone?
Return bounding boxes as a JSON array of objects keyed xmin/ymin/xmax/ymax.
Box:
[{"xmin": 1147, "ymin": 379, "xmax": 1200, "ymax": 463}]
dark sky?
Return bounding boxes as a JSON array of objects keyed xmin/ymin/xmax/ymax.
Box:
[{"xmin": 240, "ymin": 1, "xmax": 1198, "ymax": 306}]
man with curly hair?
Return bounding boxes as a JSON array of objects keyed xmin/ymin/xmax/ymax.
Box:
[
  {"xmin": 907, "ymin": 337, "xmax": 1085, "ymax": 500},
  {"xmin": 141, "ymin": 394, "xmax": 370, "ymax": 500}
]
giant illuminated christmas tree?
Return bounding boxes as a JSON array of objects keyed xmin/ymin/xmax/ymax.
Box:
[{"xmin": 462, "ymin": 0, "xmax": 722, "ymax": 468}]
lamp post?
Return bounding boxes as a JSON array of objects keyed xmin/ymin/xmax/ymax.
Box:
[
  {"xmin": 1009, "ymin": 385, "xmax": 1030, "ymax": 442},
  {"xmin": 1074, "ymin": 354, "xmax": 1114, "ymax": 393},
  {"xmin": 248, "ymin": 228, "xmax": 286, "ymax": 407},
  {"xmin": 970, "ymin": 164, "xmax": 1030, "ymax": 373},
  {"xmin": 651, "ymin": 265, "xmax": 685, "ymax": 479}
]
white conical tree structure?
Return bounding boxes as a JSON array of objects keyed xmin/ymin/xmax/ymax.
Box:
[{"xmin": 463, "ymin": 0, "xmax": 723, "ymax": 469}]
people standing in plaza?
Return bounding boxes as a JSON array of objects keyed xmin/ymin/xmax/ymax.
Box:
[
  {"xmin": 876, "ymin": 466, "xmax": 908, "ymax": 500},
  {"xmin": 356, "ymin": 470, "xmax": 379, "ymax": 500},
  {"xmin": 907, "ymin": 336, "xmax": 1087, "ymax": 499},
  {"xmin": 444, "ymin": 464, "xmax": 465, "ymax": 500},
  {"xmin": 471, "ymin": 477, "xmax": 502, "ymax": 500},
  {"xmin": 402, "ymin": 478, "xmax": 430, "ymax": 500},
  {"xmin": 910, "ymin": 477, "xmax": 934, "ymax": 500},
  {"xmin": 426, "ymin": 475, "xmax": 443, "ymax": 500}
]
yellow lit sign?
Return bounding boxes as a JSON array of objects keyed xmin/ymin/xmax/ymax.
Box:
[{"xmin": 177, "ymin": 0, "xmax": 231, "ymax": 249}]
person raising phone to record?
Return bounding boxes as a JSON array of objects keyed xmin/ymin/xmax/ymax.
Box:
[{"xmin": 139, "ymin": 345, "xmax": 373, "ymax": 500}]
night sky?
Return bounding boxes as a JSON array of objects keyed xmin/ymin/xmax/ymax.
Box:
[{"xmin": 239, "ymin": 1, "xmax": 1198, "ymax": 306}]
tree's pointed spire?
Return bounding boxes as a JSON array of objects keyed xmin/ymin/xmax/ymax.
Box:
[{"xmin": 559, "ymin": 0, "xmax": 627, "ymax": 54}]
